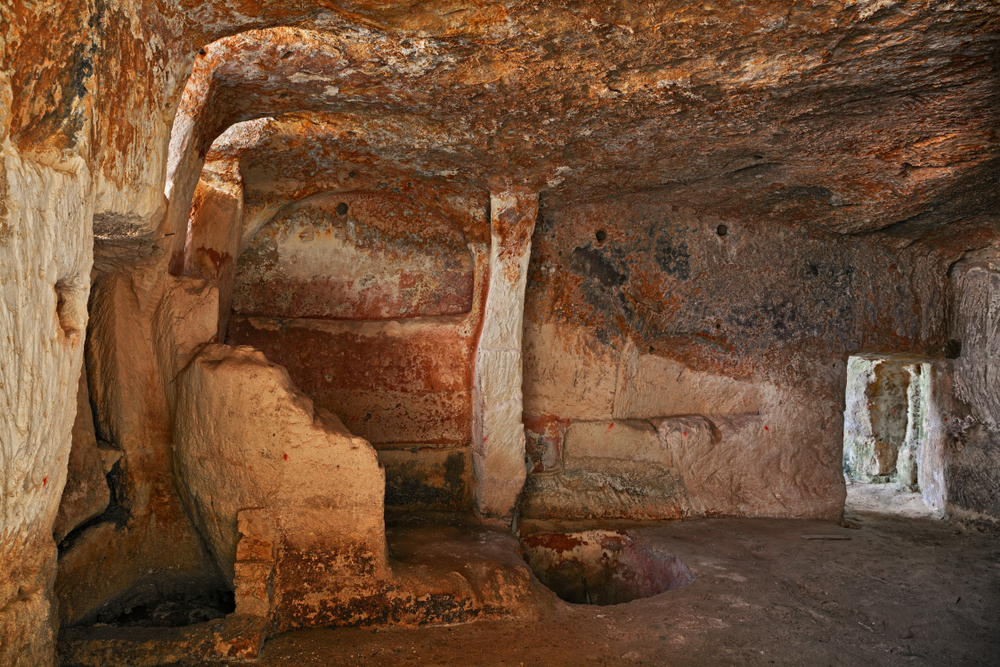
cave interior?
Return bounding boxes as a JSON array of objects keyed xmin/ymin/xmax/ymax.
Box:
[{"xmin": 1, "ymin": 1, "xmax": 999, "ymax": 665}]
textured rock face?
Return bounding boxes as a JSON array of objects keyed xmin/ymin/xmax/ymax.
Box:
[
  {"xmin": 225, "ymin": 242, "xmax": 489, "ymax": 513},
  {"xmin": 2, "ymin": 0, "xmax": 1000, "ymax": 663},
  {"xmin": 52, "ymin": 369, "xmax": 115, "ymax": 544},
  {"xmin": 175, "ymin": 349, "xmax": 541, "ymax": 631},
  {"xmin": 917, "ymin": 361, "xmax": 955, "ymax": 511},
  {"xmin": 53, "ymin": 253, "xmax": 222, "ymax": 630},
  {"xmin": 0, "ymin": 145, "xmax": 92, "ymax": 667},
  {"xmin": 947, "ymin": 253, "xmax": 1000, "ymax": 527},
  {"xmin": 232, "ymin": 193, "xmax": 474, "ymax": 321},
  {"xmin": 843, "ymin": 354, "xmax": 950, "ymax": 494},
  {"xmin": 173, "ymin": 344, "xmax": 387, "ymax": 597},
  {"xmin": 159, "ymin": 3, "xmax": 1000, "ymax": 247},
  {"xmin": 472, "ymin": 188, "xmax": 538, "ymax": 519},
  {"xmin": 844, "ymin": 355, "xmax": 912, "ymax": 481}
]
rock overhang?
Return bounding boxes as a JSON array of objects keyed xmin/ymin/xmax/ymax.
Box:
[{"xmin": 155, "ymin": 0, "xmax": 1000, "ymax": 250}]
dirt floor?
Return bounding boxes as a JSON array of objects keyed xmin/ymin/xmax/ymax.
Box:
[
  {"xmin": 196, "ymin": 483, "xmax": 998, "ymax": 667},
  {"xmin": 61, "ymin": 482, "xmax": 1000, "ymax": 667}
]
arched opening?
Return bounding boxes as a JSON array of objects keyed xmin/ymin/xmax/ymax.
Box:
[{"xmin": 54, "ymin": 24, "xmax": 532, "ymax": 656}]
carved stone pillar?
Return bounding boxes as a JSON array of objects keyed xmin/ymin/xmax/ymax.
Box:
[{"xmin": 472, "ymin": 186, "xmax": 538, "ymax": 519}]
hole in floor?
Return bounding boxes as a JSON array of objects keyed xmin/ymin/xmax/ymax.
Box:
[
  {"xmin": 520, "ymin": 530, "xmax": 694, "ymax": 605},
  {"xmin": 84, "ymin": 573, "xmax": 235, "ymax": 628}
]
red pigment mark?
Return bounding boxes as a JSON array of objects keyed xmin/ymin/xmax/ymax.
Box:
[
  {"xmin": 196, "ymin": 246, "xmax": 230, "ymax": 274},
  {"xmin": 399, "ymin": 270, "xmax": 420, "ymax": 289},
  {"xmin": 764, "ymin": 425, "xmax": 769, "ymax": 431},
  {"xmin": 42, "ymin": 477, "xmax": 47, "ymax": 487},
  {"xmin": 683, "ymin": 432, "xmax": 687, "ymax": 437},
  {"xmin": 283, "ymin": 453, "xmax": 288, "ymax": 461},
  {"xmin": 608, "ymin": 422, "xmax": 615, "ymax": 430},
  {"xmin": 524, "ymin": 533, "xmax": 586, "ymax": 552},
  {"xmin": 944, "ymin": 417, "xmax": 948, "ymax": 422}
]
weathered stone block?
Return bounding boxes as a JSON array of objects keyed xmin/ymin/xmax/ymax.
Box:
[
  {"xmin": 473, "ymin": 400, "xmax": 528, "ymax": 517},
  {"xmin": 477, "ymin": 349, "xmax": 523, "ymax": 411},
  {"xmin": 523, "ymin": 414, "xmax": 569, "ymax": 474},
  {"xmin": 174, "ymin": 344, "xmax": 387, "ymax": 589},
  {"xmin": 520, "ymin": 463, "xmax": 688, "ymax": 520},
  {"xmin": 235, "ymin": 509, "xmax": 276, "ymax": 563},
  {"xmin": 651, "ymin": 415, "xmax": 719, "ymax": 458},
  {"xmin": 471, "ymin": 188, "xmax": 538, "ymax": 518},
  {"xmin": 233, "ymin": 561, "xmax": 272, "ymax": 618}
]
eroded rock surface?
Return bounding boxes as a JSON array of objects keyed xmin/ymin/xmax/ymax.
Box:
[
  {"xmin": 947, "ymin": 252, "xmax": 1000, "ymax": 528},
  {"xmin": 173, "ymin": 343, "xmax": 387, "ymax": 592},
  {"xmin": 2, "ymin": 0, "xmax": 1000, "ymax": 664},
  {"xmin": 54, "ymin": 251, "xmax": 223, "ymax": 632},
  {"xmin": 52, "ymin": 369, "xmax": 115, "ymax": 544},
  {"xmin": 0, "ymin": 143, "xmax": 92, "ymax": 667}
]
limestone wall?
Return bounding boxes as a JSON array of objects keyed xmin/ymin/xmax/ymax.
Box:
[
  {"xmin": 947, "ymin": 253, "xmax": 1000, "ymax": 528},
  {"xmin": 224, "ymin": 192, "xmax": 487, "ymax": 512},
  {"xmin": 0, "ymin": 145, "xmax": 93, "ymax": 667},
  {"xmin": 521, "ymin": 193, "xmax": 951, "ymax": 520}
]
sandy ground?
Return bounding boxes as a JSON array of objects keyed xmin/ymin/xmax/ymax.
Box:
[
  {"xmin": 843, "ymin": 479, "xmax": 944, "ymax": 520},
  {"xmin": 217, "ymin": 485, "xmax": 999, "ymax": 667}
]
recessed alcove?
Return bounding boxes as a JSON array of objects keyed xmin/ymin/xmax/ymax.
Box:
[
  {"xmin": 230, "ymin": 192, "xmax": 475, "ymax": 321},
  {"xmin": 85, "ymin": 574, "xmax": 234, "ymax": 629},
  {"xmin": 224, "ymin": 188, "xmax": 481, "ymax": 514}
]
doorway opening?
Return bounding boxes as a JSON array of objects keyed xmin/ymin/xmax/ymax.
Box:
[{"xmin": 842, "ymin": 353, "xmax": 945, "ymax": 518}]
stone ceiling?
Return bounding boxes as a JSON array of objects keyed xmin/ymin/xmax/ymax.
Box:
[{"xmin": 176, "ymin": 1, "xmax": 1000, "ymax": 248}]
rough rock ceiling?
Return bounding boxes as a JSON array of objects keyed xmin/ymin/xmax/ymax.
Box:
[{"xmin": 177, "ymin": 1, "xmax": 1000, "ymax": 248}]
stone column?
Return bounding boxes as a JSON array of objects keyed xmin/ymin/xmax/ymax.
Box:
[{"xmin": 472, "ymin": 187, "xmax": 538, "ymax": 520}]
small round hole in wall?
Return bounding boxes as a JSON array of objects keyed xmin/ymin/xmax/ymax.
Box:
[
  {"xmin": 716, "ymin": 224, "xmax": 728, "ymax": 237},
  {"xmin": 336, "ymin": 202, "xmax": 349, "ymax": 215},
  {"xmin": 349, "ymin": 171, "xmax": 357, "ymax": 178},
  {"xmin": 595, "ymin": 230, "xmax": 607, "ymax": 243},
  {"xmin": 521, "ymin": 531, "xmax": 694, "ymax": 605}
]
